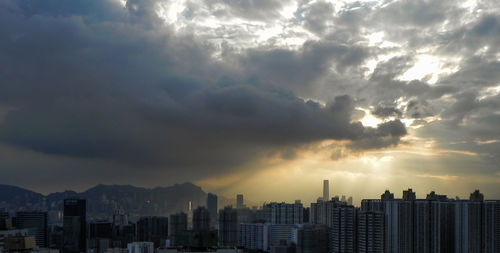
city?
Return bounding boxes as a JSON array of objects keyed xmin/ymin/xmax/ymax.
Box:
[
  {"xmin": 1, "ymin": 180, "xmax": 499, "ymax": 253},
  {"xmin": 1, "ymin": 0, "xmax": 500, "ymax": 253}
]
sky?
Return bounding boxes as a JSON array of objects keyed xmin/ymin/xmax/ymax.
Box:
[{"xmin": 0, "ymin": 0, "xmax": 500, "ymax": 204}]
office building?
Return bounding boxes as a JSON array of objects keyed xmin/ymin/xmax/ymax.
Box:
[
  {"xmin": 218, "ymin": 207, "xmax": 238, "ymax": 247},
  {"xmin": 207, "ymin": 193, "xmax": 218, "ymax": 229},
  {"xmin": 14, "ymin": 211, "xmax": 48, "ymax": 248},
  {"xmin": 323, "ymin": 180, "xmax": 329, "ymax": 202},
  {"xmin": 136, "ymin": 216, "xmax": 168, "ymax": 248},
  {"xmin": 63, "ymin": 198, "xmax": 86, "ymax": 253}
]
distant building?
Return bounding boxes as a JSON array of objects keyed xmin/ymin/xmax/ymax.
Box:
[
  {"xmin": 236, "ymin": 195, "xmax": 244, "ymax": 209},
  {"xmin": 169, "ymin": 212, "xmax": 187, "ymax": 246},
  {"xmin": 63, "ymin": 198, "xmax": 86, "ymax": 253},
  {"xmin": 14, "ymin": 211, "xmax": 48, "ymax": 248},
  {"xmin": 207, "ymin": 193, "xmax": 218, "ymax": 230},
  {"xmin": 89, "ymin": 221, "xmax": 113, "ymax": 253},
  {"xmin": 192, "ymin": 207, "xmax": 211, "ymax": 232},
  {"xmin": 296, "ymin": 224, "xmax": 329, "ymax": 253},
  {"xmin": 136, "ymin": 216, "xmax": 168, "ymax": 248},
  {"xmin": 323, "ymin": 180, "xmax": 330, "ymax": 202},
  {"xmin": 238, "ymin": 223, "xmax": 268, "ymax": 251},
  {"xmin": 218, "ymin": 207, "xmax": 238, "ymax": 247},
  {"xmin": 127, "ymin": 242, "xmax": 153, "ymax": 253},
  {"xmin": 263, "ymin": 201, "xmax": 303, "ymax": 224},
  {"xmin": 3, "ymin": 235, "xmax": 36, "ymax": 252}
]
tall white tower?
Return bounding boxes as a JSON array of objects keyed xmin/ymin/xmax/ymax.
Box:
[{"xmin": 323, "ymin": 180, "xmax": 330, "ymax": 201}]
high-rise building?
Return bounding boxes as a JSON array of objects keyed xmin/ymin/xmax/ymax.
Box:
[
  {"xmin": 238, "ymin": 223, "xmax": 268, "ymax": 251},
  {"xmin": 219, "ymin": 206, "xmax": 238, "ymax": 247},
  {"xmin": 455, "ymin": 199, "xmax": 482, "ymax": 253},
  {"xmin": 192, "ymin": 207, "xmax": 211, "ymax": 232},
  {"xmin": 136, "ymin": 216, "xmax": 168, "ymax": 248},
  {"xmin": 14, "ymin": 211, "xmax": 48, "ymax": 248},
  {"xmin": 169, "ymin": 212, "xmax": 187, "ymax": 247},
  {"xmin": 330, "ymin": 204, "xmax": 357, "ymax": 253},
  {"xmin": 263, "ymin": 201, "xmax": 303, "ymax": 224},
  {"xmin": 358, "ymin": 211, "xmax": 384, "ymax": 253},
  {"xmin": 296, "ymin": 224, "xmax": 329, "ymax": 253},
  {"xmin": 63, "ymin": 198, "xmax": 86, "ymax": 253},
  {"xmin": 483, "ymin": 200, "xmax": 500, "ymax": 253},
  {"xmin": 323, "ymin": 180, "xmax": 330, "ymax": 202},
  {"xmin": 207, "ymin": 193, "xmax": 218, "ymax": 229},
  {"xmin": 237, "ymin": 194, "xmax": 244, "ymax": 209}
]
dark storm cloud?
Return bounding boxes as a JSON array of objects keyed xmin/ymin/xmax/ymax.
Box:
[
  {"xmin": 372, "ymin": 106, "xmax": 402, "ymax": 118},
  {"xmin": 0, "ymin": 0, "xmax": 407, "ymax": 185}
]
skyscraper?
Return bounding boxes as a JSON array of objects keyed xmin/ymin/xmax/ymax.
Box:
[
  {"xmin": 237, "ymin": 194, "xmax": 244, "ymax": 209},
  {"xmin": 207, "ymin": 193, "xmax": 218, "ymax": 229},
  {"xmin": 323, "ymin": 180, "xmax": 329, "ymax": 202},
  {"xmin": 14, "ymin": 211, "xmax": 48, "ymax": 248},
  {"xmin": 63, "ymin": 198, "xmax": 86, "ymax": 253}
]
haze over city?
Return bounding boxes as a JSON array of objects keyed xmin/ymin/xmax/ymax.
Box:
[{"xmin": 1, "ymin": 0, "xmax": 500, "ymax": 205}]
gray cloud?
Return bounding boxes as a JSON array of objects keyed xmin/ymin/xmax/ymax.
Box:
[{"xmin": 0, "ymin": 0, "xmax": 409, "ymax": 189}]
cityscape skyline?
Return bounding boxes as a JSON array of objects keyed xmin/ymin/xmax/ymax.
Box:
[{"xmin": 1, "ymin": 180, "xmax": 499, "ymax": 253}]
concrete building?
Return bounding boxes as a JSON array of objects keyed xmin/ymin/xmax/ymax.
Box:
[
  {"xmin": 237, "ymin": 223, "xmax": 268, "ymax": 252},
  {"xmin": 263, "ymin": 201, "xmax": 303, "ymax": 225}
]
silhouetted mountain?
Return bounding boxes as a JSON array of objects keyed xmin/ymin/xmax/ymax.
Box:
[
  {"xmin": 0, "ymin": 184, "xmax": 44, "ymax": 210},
  {"xmin": 0, "ymin": 183, "xmax": 207, "ymax": 221}
]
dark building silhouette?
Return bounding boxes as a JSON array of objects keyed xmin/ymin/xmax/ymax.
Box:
[
  {"xmin": 136, "ymin": 216, "xmax": 168, "ymax": 248},
  {"xmin": 237, "ymin": 194, "xmax": 244, "ymax": 209},
  {"xmin": 483, "ymin": 200, "xmax": 500, "ymax": 253},
  {"xmin": 63, "ymin": 198, "xmax": 86, "ymax": 253},
  {"xmin": 14, "ymin": 211, "xmax": 48, "ymax": 248},
  {"xmin": 296, "ymin": 224, "xmax": 329, "ymax": 253},
  {"xmin": 193, "ymin": 207, "xmax": 210, "ymax": 232},
  {"xmin": 169, "ymin": 212, "xmax": 187, "ymax": 246},
  {"xmin": 218, "ymin": 206, "xmax": 238, "ymax": 247},
  {"xmin": 358, "ymin": 200, "xmax": 384, "ymax": 253},
  {"xmin": 207, "ymin": 193, "xmax": 218, "ymax": 230}
]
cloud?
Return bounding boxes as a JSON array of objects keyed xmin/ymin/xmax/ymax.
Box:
[
  {"xmin": 1, "ymin": 0, "xmax": 499, "ymax": 195},
  {"xmin": 0, "ymin": 0, "xmax": 409, "ymax": 189}
]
